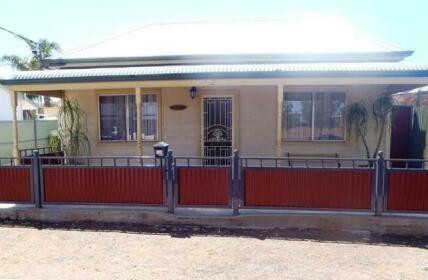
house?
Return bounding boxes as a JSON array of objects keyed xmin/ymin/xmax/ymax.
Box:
[
  {"xmin": 1, "ymin": 18, "xmax": 428, "ymax": 159},
  {"xmin": 20, "ymin": 95, "xmax": 60, "ymax": 121}
]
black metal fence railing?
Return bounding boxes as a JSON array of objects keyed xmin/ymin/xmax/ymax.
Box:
[
  {"xmin": 0, "ymin": 150, "xmax": 428, "ymax": 217},
  {"xmin": 19, "ymin": 146, "xmax": 62, "ymax": 157},
  {"xmin": 386, "ymin": 158, "xmax": 428, "ymax": 170},
  {"xmin": 240, "ymin": 157, "xmax": 376, "ymax": 169},
  {"xmin": 174, "ymin": 156, "xmax": 233, "ymax": 167},
  {"xmin": 39, "ymin": 156, "xmax": 163, "ymax": 167},
  {"xmin": 0, "ymin": 157, "xmax": 33, "ymax": 166}
]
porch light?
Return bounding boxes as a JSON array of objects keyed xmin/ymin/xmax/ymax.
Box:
[
  {"xmin": 189, "ymin": 86, "xmax": 197, "ymax": 99},
  {"xmin": 153, "ymin": 141, "xmax": 169, "ymax": 158}
]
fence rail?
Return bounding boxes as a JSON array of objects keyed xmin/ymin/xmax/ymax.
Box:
[
  {"xmin": 40, "ymin": 156, "xmax": 163, "ymax": 167},
  {"xmin": 240, "ymin": 157, "xmax": 375, "ymax": 169},
  {"xmin": 19, "ymin": 146, "xmax": 62, "ymax": 157},
  {"xmin": 386, "ymin": 158, "xmax": 428, "ymax": 170},
  {"xmin": 0, "ymin": 157, "xmax": 33, "ymax": 167},
  {"xmin": 0, "ymin": 150, "xmax": 427, "ymax": 216},
  {"xmin": 174, "ymin": 156, "xmax": 232, "ymax": 167}
]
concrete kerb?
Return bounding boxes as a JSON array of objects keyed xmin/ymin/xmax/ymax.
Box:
[{"xmin": 1, "ymin": 205, "xmax": 428, "ymax": 237}]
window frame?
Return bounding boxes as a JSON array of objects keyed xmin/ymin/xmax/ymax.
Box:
[
  {"xmin": 98, "ymin": 92, "xmax": 160, "ymax": 143},
  {"xmin": 282, "ymin": 91, "xmax": 347, "ymax": 143}
]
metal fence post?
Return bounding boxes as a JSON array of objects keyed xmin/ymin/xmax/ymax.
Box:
[
  {"xmin": 166, "ymin": 150, "xmax": 175, "ymax": 214},
  {"xmin": 32, "ymin": 150, "xmax": 42, "ymax": 208},
  {"xmin": 375, "ymin": 151, "xmax": 385, "ymax": 216},
  {"xmin": 232, "ymin": 150, "xmax": 240, "ymax": 216},
  {"xmin": 33, "ymin": 119, "xmax": 38, "ymax": 149}
]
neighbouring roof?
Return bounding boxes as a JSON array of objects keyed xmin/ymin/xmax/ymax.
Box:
[
  {"xmin": 45, "ymin": 18, "xmax": 413, "ymax": 66},
  {"xmin": 1, "ymin": 63, "xmax": 428, "ymax": 85},
  {"xmin": 394, "ymin": 88, "xmax": 428, "ymax": 106},
  {"xmin": 395, "ymin": 85, "xmax": 428, "ymax": 94}
]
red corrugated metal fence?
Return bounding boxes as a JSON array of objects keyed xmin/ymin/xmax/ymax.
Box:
[
  {"xmin": 43, "ymin": 167, "xmax": 164, "ymax": 204},
  {"xmin": 387, "ymin": 171, "xmax": 428, "ymax": 211},
  {"xmin": 244, "ymin": 168, "xmax": 372, "ymax": 209},
  {"xmin": 177, "ymin": 167, "xmax": 229, "ymax": 206},
  {"xmin": 0, "ymin": 168, "xmax": 32, "ymax": 202}
]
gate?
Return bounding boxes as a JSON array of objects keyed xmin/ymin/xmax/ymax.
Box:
[{"xmin": 174, "ymin": 156, "xmax": 232, "ymax": 207}]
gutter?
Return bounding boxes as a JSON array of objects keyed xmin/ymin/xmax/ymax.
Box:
[{"xmin": 44, "ymin": 51, "xmax": 415, "ymax": 68}]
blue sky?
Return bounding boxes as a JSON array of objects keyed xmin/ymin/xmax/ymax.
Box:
[{"xmin": 1, "ymin": 0, "xmax": 427, "ymax": 71}]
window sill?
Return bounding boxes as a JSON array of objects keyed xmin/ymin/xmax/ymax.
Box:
[{"xmin": 97, "ymin": 140, "xmax": 159, "ymax": 145}]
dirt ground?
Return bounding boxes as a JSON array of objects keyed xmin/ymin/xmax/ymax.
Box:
[{"xmin": 0, "ymin": 221, "xmax": 427, "ymax": 280}]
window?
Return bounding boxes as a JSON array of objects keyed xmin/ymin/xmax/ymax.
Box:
[
  {"xmin": 99, "ymin": 94, "xmax": 158, "ymax": 141},
  {"xmin": 283, "ymin": 92, "xmax": 345, "ymax": 141}
]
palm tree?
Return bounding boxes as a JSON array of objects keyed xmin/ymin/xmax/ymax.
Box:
[
  {"xmin": 1, "ymin": 26, "xmax": 61, "ymax": 106},
  {"xmin": 0, "ymin": 26, "xmax": 61, "ymax": 70},
  {"xmin": 1, "ymin": 40, "xmax": 61, "ymax": 71}
]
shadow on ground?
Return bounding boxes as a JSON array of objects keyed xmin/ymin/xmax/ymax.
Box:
[{"xmin": 1, "ymin": 219, "xmax": 427, "ymax": 249}]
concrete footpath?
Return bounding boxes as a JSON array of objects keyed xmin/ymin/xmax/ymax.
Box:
[{"xmin": 1, "ymin": 204, "xmax": 428, "ymax": 237}]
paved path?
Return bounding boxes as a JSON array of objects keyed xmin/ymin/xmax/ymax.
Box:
[{"xmin": 0, "ymin": 223, "xmax": 427, "ymax": 280}]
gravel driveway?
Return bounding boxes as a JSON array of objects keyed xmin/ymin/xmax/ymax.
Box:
[{"xmin": 0, "ymin": 221, "xmax": 427, "ymax": 280}]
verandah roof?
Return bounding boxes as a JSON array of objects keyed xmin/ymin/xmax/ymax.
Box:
[{"xmin": 1, "ymin": 63, "xmax": 428, "ymax": 85}]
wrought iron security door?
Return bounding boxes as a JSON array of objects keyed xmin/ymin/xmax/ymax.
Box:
[{"xmin": 203, "ymin": 97, "xmax": 233, "ymax": 163}]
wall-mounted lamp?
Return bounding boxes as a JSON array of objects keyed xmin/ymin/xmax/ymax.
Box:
[{"xmin": 189, "ymin": 86, "xmax": 197, "ymax": 99}]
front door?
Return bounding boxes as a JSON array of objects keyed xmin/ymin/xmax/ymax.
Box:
[{"xmin": 202, "ymin": 97, "xmax": 233, "ymax": 160}]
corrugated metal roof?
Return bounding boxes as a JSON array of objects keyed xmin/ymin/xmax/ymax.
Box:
[
  {"xmin": 1, "ymin": 63, "xmax": 428, "ymax": 85},
  {"xmin": 53, "ymin": 19, "xmax": 409, "ymax": 62}
]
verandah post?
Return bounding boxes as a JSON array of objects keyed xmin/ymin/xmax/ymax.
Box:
[
  {"xmin": 32, "ymin": 150, "xmax": 42, "ymax": 208},
  {"xmin": 135, "ymin": 87, "xmax": 143, "ymax": 156},
  {"xmin": 166, "ymin": 150, "xmax": 175, "ymax": 213},
  {"xmin": 375, "ymin": 151, "xmax": 385, "ymax": 216},
  {"xmin": 10, "ymin": 90, "xmax": 20, "ymax": 160},
  {"xmin": 232, "ymin": 150, "xmax": 240, "ymax": 216}
]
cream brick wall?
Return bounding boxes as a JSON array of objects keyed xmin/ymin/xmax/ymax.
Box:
[
  {"xmin": 238, "ymin": 86, "xmax": 277, "ymax": 156},
  {"xmin": 65, "ymin": 84, "xmax": 390, "ymax": 158},
  {"xmin": 161, "ymin": 88, "xmax": 199, "ymax": 156}
]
